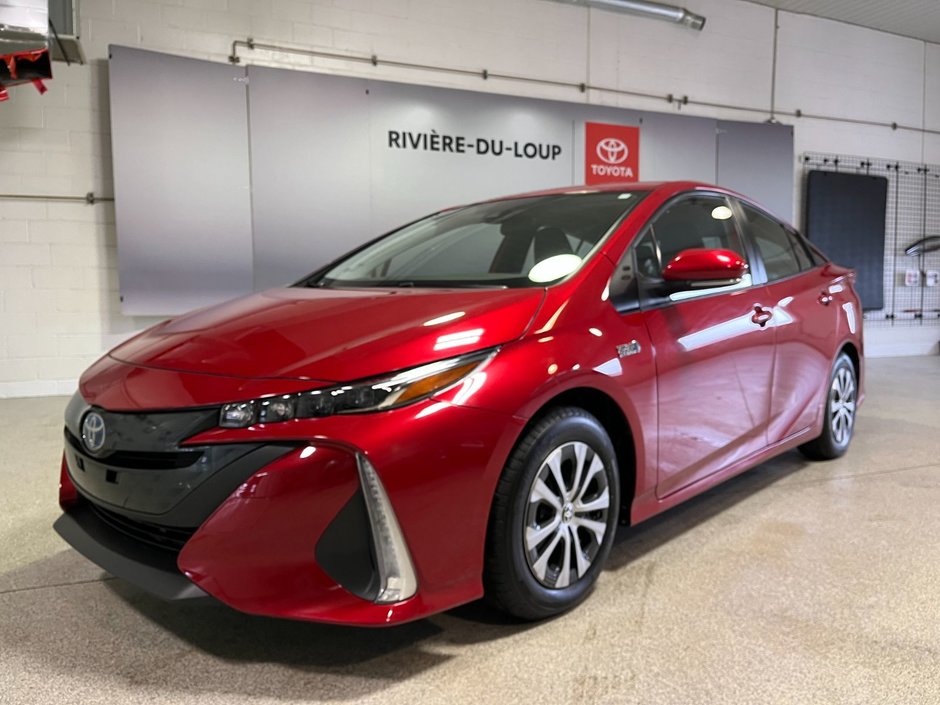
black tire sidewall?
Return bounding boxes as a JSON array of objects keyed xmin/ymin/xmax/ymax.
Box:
[
  {"xmin": 824, "ymin": 354, "xmax": 856, "ymax": 454},
  {"xmin": 503, "ymin": 411, "xmax": 620, "ymax": 616}
]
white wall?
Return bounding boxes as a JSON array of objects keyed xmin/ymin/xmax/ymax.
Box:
[{"xmin": 1, "ymin": 0, "xmax": 938, "ymax": 398}]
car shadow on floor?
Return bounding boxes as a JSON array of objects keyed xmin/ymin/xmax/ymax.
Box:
[
  {"xmin": 0, "ymin": 561, "xmax": 455, "ymax": 701},
  {"xmin": 1, "ymin": 449, "xmax": 808, "ymax": 702},
  {"xmin": 607, "ymin": 449, "xmax": 810, "ymax": 570}
]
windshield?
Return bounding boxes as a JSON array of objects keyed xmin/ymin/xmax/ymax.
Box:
[{"xmin": 307, "ymin": 191, "xmax": 649, "ymax": 289}]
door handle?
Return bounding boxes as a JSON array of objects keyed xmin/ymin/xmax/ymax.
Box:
[
  {"xmin": 751, "ymin": 305, "xmax": 773, "ymax": 327},
  {"xmin": 818, "ymin": 291, "xmax": 833, "ymax": 306}
]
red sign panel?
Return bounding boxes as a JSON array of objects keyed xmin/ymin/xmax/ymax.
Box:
[{"xmin": 584, "ymin": 122, "xmax": 639, "ymax": 185}]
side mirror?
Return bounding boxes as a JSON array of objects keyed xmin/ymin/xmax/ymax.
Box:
[{"xmin": 662, "ymin": 248, "xmax": 748, "ymax": 284}]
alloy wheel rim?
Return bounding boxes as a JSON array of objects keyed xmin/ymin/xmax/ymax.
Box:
[
  {"xmin": 830, "ymin": 366, "xmax": 856, "ymax": 446},
  {"xmin": 523, "ymin": 441, "xmax": 610, "ymax": 589}
]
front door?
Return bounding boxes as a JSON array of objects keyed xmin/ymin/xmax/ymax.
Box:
[{"xmin": 630, "ymin": 194, "xmax": 776, "ymax": 497}]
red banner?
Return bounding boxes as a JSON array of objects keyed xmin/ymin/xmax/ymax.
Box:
[{"xmin": 584, "ymin": 122, "xmax": 639, "ymax": 185}]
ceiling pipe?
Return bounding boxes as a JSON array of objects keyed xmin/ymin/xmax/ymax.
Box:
[{"xmin": 549, "ymin": 0, "xmax": 706, "ymax": 30}]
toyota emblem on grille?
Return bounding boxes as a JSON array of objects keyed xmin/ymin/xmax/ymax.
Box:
[{"xmin": 81, "ymin": 411, "xmax": 107, "ymax": 454}]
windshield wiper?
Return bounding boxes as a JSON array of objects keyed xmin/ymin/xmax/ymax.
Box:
[
  {"xmin": 386, "ymin": 281, "xmax": 511, "ymax": 289},
  {"xmin": 307, "ymin": 278, "xmax": 510, "ymax": 289}
]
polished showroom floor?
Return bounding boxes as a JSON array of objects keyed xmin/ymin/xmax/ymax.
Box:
[{"xmin": 1, "ymin": 356, "xmax": 938, "ymax": 704}]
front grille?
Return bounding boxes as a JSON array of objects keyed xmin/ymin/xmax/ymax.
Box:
[
  {"xmin": 66, "ymin": 430, "xmax": 204, "ymax": 470},
  {"xmin": 88, "ymin": 501, "xmax": 197, "ymax": 553},
  {"xmin": 64, "ymin": 393, "xmax": 219, "ymax": 462}
]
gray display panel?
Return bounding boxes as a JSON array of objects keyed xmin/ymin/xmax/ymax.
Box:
[
  {"xmin": 366, "ymin": 80, "xmax": 578, "ymax": 234},
  {"xmin": 110, "ymin": 47, "xmax": 793, "ymax": 314},
  {"xmin": 717, "ymin": 120, "xmax": 795, "ymax": 222},
  {"xmin": 247, "ymin": 67, "xmax": 371, "ymax": 290},
  {"xmin": 639, "ymin": 111, "xmax": 718, "ymax": 184},
  {"xmin": 246, "ymin": 69, "xmax": 725, "ymax": 289},
  {"xmin": 109, "ymin": 46, "xmax": 253, "ymax": 315}
]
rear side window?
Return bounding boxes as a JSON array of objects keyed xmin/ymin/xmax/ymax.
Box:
[
  {"xmin": 744, "ymin": 205, "xmax": 812, "ymax": 281},
  {"xmin": 804, "ymin": 239, "xmax": 829, "ymax": 266},
  {"xmin": 789, "ymin": 231, "xmax": 814, "ymax": 270}
]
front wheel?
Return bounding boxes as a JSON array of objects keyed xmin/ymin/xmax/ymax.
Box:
[
  {"xmin": 484, "ymin": 407, "xmax": 620, "ymax": 620},
  {"xmin": 799, "ymin": 352, "xmax": 857, "ymax": 460}
]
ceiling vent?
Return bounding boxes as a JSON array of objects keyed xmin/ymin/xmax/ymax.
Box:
[{"xmin": 48, "ymin": 0, "xmax": 84, "ymax": 64}]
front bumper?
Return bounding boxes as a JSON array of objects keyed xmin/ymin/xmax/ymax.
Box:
[
  {"xmin": 53, "ymin": 503, "xmax": 209, "ymax": 601},
  {"xmin": 57, "ymin": 394, "xmax": 524, "ymax": 625}
]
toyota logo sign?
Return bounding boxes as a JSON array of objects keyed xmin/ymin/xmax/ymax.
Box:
[
  {"xmin": 585, "ymin": 122, "xmax": 639, "ymax": 184},
  {"xmin": 596, "ymin": 138, "xmax": 629, "ymax": 165},
  {"xmin": 81, "ymin": 411, "xmax": 107, "ymax": 454}
]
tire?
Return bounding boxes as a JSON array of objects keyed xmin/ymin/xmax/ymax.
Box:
[
  {"xmin": 799, "ymin": 352, "xmax": 858, "ymax": 460},
  {"xmin": 484, "ymin": 407, "xmax": 620, "ymax": 620}
]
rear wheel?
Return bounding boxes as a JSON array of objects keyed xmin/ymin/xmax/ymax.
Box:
[
  {"xmin": 799, "ymin": 352, "xmax": 857, "ymax": 460},
  {"xmin": 484, "ymin": 407, "xmax": 620, "ymax": 620}
]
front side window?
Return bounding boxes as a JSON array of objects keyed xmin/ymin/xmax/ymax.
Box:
[
  {"xmin": 308, "ymin": 191, "xmax": 648, "ymax": 289},
  {"xmin": 744, "ymin": 205, "xmax": 813, "ymax": 281},
  {"xmin": 651, "ymin": 196, "xmax": 747, "ymax": 263},
  {"xmin": 610, "ymin": 194, "xmax": 751, "ymax": 310}
]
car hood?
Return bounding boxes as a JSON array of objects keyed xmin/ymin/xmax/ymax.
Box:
[{"xmin": 108, "ymin": 286, "xmax": 546, "ymax": 382}]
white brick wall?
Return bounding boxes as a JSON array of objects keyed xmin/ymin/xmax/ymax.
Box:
[
  {"xmin": 776, "ymin": 12, "xmax": 926, "ymax": 129},
  {"xmin": 589, "ymin": 0, "xmax": 775, "ymax": 113},
  {"xmin": 1, "ymin": 0, "xmax": 939, "ymax": 398},
  {"xmin": 925, "ymin": 43, "xmax": 940, "ymax": 163}
]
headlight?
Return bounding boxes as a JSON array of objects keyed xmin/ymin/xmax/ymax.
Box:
[{"xmin": 219, "ymin": 349, "xmax": 496, "ymax": 428}]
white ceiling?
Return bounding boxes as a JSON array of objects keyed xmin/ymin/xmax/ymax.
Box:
[{"xmin": 744, "ymin": 0, "xmax": 940, "ymax": 44}]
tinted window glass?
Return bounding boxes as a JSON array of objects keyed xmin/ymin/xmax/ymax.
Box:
[
  {"xmin": 651, "ymin": 196, "xmax": 747, "ymax": 266},
  {"xmin": 745, "ymin": 205, "xmax": 807, "ymax": 281},
  {"xmin": 805, "ymin": 240, "xmax": 829, "ymax": 266},
  {"xmin": 788, "ymin": 229, "xmax": 814, "ymax": 270},
  {"xmin": 311, "ymin": 191, "xmax": 648, "ymax": 289},
  {"xmin": 384, "ymin": 223, "xmax": 503, "ymax": 277},
  {"xmin": 608, "ymin": 228, "xmax": 656, "ymax": 304},
  {"xmin": 634, "ymin": 229, "xmax": 661, "ymax": 278},
  {"xmin": 611, "ymin": 195, "xmax": 752, "ymax": 311}
]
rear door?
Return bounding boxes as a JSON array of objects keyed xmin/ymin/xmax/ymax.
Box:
[
  {"xmin": 629, "ymin": 193, "xmax": 776, "ymax": 498},
  {"xmin": 737, "ymin": 201, "xmax": 838, "ymax": 442}
]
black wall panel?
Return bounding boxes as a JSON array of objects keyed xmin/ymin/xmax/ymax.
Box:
[{"xmin": 805, "ymin": 170, "xmax": 888, "ymax": 310}]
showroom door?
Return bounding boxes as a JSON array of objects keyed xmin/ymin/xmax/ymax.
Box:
[{"xmin": 633, "ymin": 194, "xmax": 776, "ymax": 498}]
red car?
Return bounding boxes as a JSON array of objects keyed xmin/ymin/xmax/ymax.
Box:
[{"xmin": 55, "ymin": 181, "xmax": 863, "ymax": 625}]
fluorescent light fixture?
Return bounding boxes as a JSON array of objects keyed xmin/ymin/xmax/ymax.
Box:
[{"xmin": 547, "ymin": 0, "xmax": 705, "ymax": 31}]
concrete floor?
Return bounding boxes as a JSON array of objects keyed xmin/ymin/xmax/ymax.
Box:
[{"xmin": 1, "ymin": 356, "xmax": 939, "ymax": 705}]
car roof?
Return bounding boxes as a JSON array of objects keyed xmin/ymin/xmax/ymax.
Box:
[
  {"xmin": 460, "ymin": 181, "xmax": 792, "ymax": 228},
  {"xmin": 473, "ymin": 180, "xmax": 742, "ymax": 203}
]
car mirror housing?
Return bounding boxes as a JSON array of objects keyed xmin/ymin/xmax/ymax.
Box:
[{"xmin": 662, "ymin": 248, "xmax": 748, "ymax": 284}]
